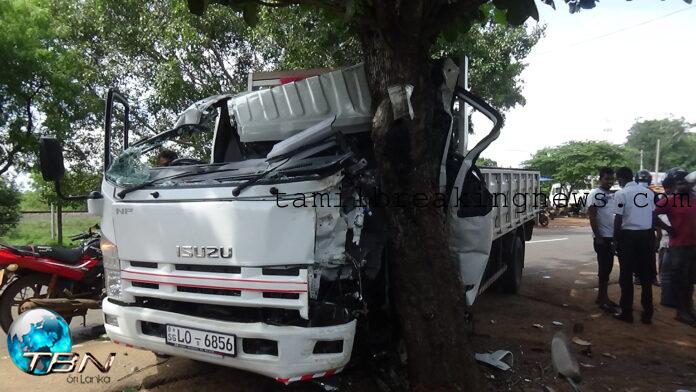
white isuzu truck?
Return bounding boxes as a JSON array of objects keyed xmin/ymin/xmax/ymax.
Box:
[{"xmin": 39, "ymin": 59, "xmax": 540, "ymax": 383}]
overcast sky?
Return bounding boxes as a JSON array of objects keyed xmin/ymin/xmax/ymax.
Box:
[{"xmin": 481, "ymin": 0, "xmax": 696, "ymax": 168}]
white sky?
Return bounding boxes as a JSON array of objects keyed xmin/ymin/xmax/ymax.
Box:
[{"xmin": 480, "ymin": 0, "xmax": 696, "ymax": 168}]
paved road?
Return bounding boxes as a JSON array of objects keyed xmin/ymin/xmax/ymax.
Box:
[{"xmin": 525, "ymin": 225, "xmax": 595, "ymax": 275}]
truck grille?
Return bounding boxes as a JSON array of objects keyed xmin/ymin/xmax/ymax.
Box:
[{"xmin": 121, "ymin": 261, "xmax": 310, "ymax": 319}]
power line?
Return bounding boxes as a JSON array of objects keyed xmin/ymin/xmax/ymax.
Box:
[{"xmin": 532, "ymin": 6, "xmax": 695, "ymax": 56}]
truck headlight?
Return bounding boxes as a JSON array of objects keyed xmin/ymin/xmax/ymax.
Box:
[{"xmin": 100, "ymin": 238, "xmax": 123, "ymax": 300}]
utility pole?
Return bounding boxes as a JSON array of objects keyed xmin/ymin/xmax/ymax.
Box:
[
  {"xmin": 654, "ymin": 139, "xmax": 661, "ymax": 175},
  {"xmin": 640, "ymin": 149, "xmax": 644, "ymax": 170}
]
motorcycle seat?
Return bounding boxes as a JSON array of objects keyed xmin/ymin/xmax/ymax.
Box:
[{"xmin": 17, "ymin": 245, "xmax": 85, "ymax": 265}]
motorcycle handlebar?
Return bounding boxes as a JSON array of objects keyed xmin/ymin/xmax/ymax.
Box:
[{"xmin": 69, "ymin": 224, "xmax": 101, "ymax": 242}]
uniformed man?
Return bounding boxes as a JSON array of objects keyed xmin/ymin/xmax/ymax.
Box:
[
  {"xmin": 654, "ymin": 169, "xmax": 696, "ymax": 327},
  {"xmin": 587, "ymin": 167, "xmax": 618, "ymax": 312},
  {"xmin": 613, "ymin": 167, "xmax": 656, "ymax": 324}
]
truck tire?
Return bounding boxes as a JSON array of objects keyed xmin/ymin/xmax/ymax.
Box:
[{"xmin": 500, "ymin": 234, "xmax": 524, "ymax": 294}]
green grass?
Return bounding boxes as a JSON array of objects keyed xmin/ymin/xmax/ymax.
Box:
[{"xmin": 0, "ymin": 215, "xmax": 99, "ymax": 246}]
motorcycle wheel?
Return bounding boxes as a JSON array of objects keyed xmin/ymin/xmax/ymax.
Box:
[
  {"xmin": 0, "ymin": 274, "xmax": 71, "ymax": 334},
  {"xmin": 539, "ymin": 213, "xmax": 549, "ymax": 227}
]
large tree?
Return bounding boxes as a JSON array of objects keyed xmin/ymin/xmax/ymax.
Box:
[
  {"xmin": 184, "ymin": 1, "xmax": 587, "ymax": 390},
  {"xmin": 625, "ymin": 118, "xmax": 696, "ymax": 172}
]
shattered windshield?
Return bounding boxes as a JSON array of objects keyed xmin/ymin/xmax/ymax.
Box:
[
  {"xmin": 105, "ymin": 109, "xmax": 216, "ymax": 186},
  {"xmin": 104, "ymin": 97, "xmax": 350, "ymax": 192}
]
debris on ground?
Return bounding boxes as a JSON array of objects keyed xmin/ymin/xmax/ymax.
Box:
[
  {"xmin": 571, "ymin": 337, "xmax": 592, "ymax": 346},
  {"xmin": 552, "ymin": 321, "xmax": 564, "ymax": 326},
  {"xmin": 475, "ymin": 350, "xmax": 514, "ymax": 371},
  {"xmin": 602, "ymin": 352, "xmax": 617, "ymax": 359},
  {"xmin": 533, "ymin": 323, "xmax": 544, "ymax": 329}
]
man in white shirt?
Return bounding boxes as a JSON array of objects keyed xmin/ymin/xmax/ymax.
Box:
[
  {"xmin": 587, "ymin": 167, "xmax": 618, "ymax": 311},
  {"xmin": 613, "ymin": 167, "xmax": 656, "ymax": 324}
]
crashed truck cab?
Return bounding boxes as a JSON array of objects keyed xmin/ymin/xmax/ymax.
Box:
[{"xmin": 77, "ymin": 61, "xmax": 505, "ymax": 383}]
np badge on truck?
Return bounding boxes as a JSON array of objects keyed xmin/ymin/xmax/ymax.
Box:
[{"xmin": 176, "ymin": 246, "xmax": 233, "ymax": 259}]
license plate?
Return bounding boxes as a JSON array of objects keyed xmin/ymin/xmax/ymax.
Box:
[{"xmin": 165, "ymin": 325, "xmax": 236, "ymax": 357}]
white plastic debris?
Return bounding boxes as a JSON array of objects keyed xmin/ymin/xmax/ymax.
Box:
[{"xmin": 475, "ymin": 350, "xmax": 514, "ymax": 371}]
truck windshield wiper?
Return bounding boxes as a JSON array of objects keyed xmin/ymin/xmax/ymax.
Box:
[
  {"xmin": 232, "ymin": 158, "xmax": 290, "ymax": 197},
  {"xmin": 117, "ymin": 166, "xmax": 239, "ymax": 199}
]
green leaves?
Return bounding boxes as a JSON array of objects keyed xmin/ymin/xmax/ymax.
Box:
[
  {"xmin": 492, "ymin": 0, "xmax": 539, "ymax": 26},
  {"xmin": 0, "ymin": 179, "xmax": 21, "ymax": 236},
  {"xmin": 626, "ymin": 118, "xmax": 696, "ymax": 172},
  {"xmin": 524, "ymin": 141, "xmax": 633, "ymax": 190},
  {"xmin": 442, "ymin": 16, "xmax": 473, "ymax": 42}
]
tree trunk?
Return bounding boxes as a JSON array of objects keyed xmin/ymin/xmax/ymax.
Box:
[
  {"xmin": 359, "ymin": 29, "xmax": 485, "ymax": 392},
  {"xmin": 57, "ymin": 202, "xmax": 63, "ymax": 245}
]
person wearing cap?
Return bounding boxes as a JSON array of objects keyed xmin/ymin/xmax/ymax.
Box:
[
  {"xmin": 587, "ymin": 167, "xmax": 618, "ymax": 311},
  {"xmin": 613, "ymin": 167, "xmax": 656, "ymax": 324},
  {"xmin": 653, "ymin": 168, "xmax": 696, "ymax": 326}
]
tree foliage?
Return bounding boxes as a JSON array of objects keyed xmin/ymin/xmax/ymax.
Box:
[
  {"xmin": 0, "ymin": 0, "xmax": 98, "ymax": 175},
  {"xmin": 524, "ymin": 141, "xmax": 632, "ymax": 192},
  {"xmin": 625, "ymin": 118, "xmax": 696, "ymax": 172},
  {"xmin": 0, "ymin": 179, "xmax": 21, "ymax": 236},
  {"xmin": 257, "ymin": 5, "xmax": 544, "ymax": 111}
]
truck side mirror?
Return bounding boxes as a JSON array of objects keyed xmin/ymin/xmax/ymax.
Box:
[
  {"xmin": 39, "ymin": 137, "xmax": 65, "ymax": 182},
  {"xmin": 38, "ymin": 137, "xmax": 97, "ymax": 202}
]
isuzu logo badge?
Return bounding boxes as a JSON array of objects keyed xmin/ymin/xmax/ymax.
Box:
[{"xmin": 176, "ymin": 246, "xmax": 233, "ymax": 259}]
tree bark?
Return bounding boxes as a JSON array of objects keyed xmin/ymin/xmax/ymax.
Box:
[
  {"xmin": 57, "ymin": 202, "xmax": 63, "ymax": 245},
  {"xmin": 358, "ymin": 28, "xmax": 485, "ymax": 392}
]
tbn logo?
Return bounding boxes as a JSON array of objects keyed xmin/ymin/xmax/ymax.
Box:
[{"xmin": 23, "ymin": 352, "xmax": 116, "ymax": 374}]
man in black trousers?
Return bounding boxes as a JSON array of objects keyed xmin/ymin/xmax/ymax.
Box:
[{"xmin": 613, "ymin": 167, "xmax": 657, "ymax": 324}]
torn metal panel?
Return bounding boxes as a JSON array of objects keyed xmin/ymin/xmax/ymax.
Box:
[{"xmin": 387, "ymin": 84, "xmax": 414, "ymax": 120}]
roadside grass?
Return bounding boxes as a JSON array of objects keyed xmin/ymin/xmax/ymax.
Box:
[{"xmin": 0, "ymin": 215, "xmax": 99, "ymax": 246}]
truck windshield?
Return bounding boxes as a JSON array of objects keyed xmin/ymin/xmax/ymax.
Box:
[
  {"xmin": 105, "ymin": 112, "xmax": 217, "ymax": 187},
  {"xmin": 105, "ymin": 104, "xmax": 348, "ymax": 194}
]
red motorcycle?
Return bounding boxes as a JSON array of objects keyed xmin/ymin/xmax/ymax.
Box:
[{"xmin": 0, "ymin": 225, "xmax": 103, "ymax": 333}]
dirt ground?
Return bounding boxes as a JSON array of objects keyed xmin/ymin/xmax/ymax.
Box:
[
  {"xmin": 2, "ymin": 217, "xmax": 695, "ymax": 392},
  {"xmin": 471, "ymin": 218, "xmax": 696, "ymax": 392}
]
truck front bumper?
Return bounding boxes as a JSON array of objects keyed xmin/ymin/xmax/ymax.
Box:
[{"xmin": 102, "ymin": 299, "xmax": 356, "ymax": 383}]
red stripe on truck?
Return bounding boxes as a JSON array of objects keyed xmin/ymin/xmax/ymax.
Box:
[{"xmin": 122, "ymin": 277, "xmax": 307, "ymax": 293}]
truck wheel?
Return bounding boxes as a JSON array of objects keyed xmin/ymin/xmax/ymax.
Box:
[{"xmin": 500, "ymin": 235, "xmax": 524, "ymax": 294}]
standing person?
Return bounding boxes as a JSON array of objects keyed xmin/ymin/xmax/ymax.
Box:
[
  {"xmin": 654, "ymin": 169, "xmax": 696, "ymax": 327},
  {"xmin": 657, "ymin": 174, "xmax": 677, "ymax": 307},
  {"xmin": 613, "ymin": 167, "xmax": 656, "ymax": 324},
  {"xmin": 634, "ymin": 169, "xmax": 660, "ymax": 286},
  {"xmin": 587, "ymin": 167, "xmax": 618, "ymax": 312}
]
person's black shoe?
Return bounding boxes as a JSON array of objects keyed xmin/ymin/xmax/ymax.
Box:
[
  {"xmin": 675, "ymin": 313, "xmax": 696, "ymax": 327},
  {"xmin": 599, "ymin": 303, "xmax": 619, "ymax": 313},
  {"xmin": 613, "ymin": 312, "xmax": 634, "ymax": 323}
]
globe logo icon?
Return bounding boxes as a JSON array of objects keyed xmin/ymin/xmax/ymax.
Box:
[{"xmin": 6, "ymin": 308, "xmax": 72, "ymax": 375}]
